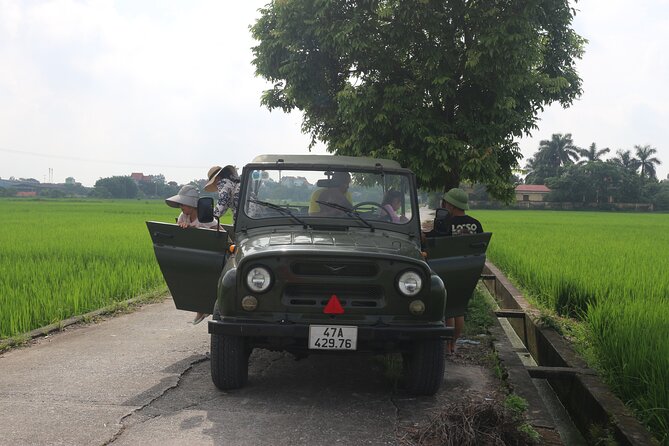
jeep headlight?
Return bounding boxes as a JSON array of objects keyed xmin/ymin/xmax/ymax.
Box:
[
  {"xmin": 246, "ymin": 266, "xmax": 272, "ymax": 293},
  {"xmin": 397, "ymin": 270, "xmax": 422, "ymax": 296}
]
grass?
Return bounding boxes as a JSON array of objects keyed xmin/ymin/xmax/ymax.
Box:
[
  {"xmin": 0, "ymin": 198, "xmax": 231, "ymax": 339},
  {"xmin": 473, "ymin": 209, "xmax": 669, "ymax": 444}
]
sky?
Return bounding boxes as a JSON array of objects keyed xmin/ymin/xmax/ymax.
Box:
[{"xmin": 1, "ymin": 0, "xmax": 668, "ymax": 187}]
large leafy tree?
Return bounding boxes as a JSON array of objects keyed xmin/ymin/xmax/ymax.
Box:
[
  {"xmin": 251, "ymin": 0, "xmax": 585, "ymax": 201},
  {"xmin": 633, "ymin": 144, "xmax": 661, "ymax": 180}
]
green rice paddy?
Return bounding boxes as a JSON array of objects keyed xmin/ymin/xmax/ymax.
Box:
[
  {"xmin": 475, "ymin": 210, "xmax": 669, "ymax": 443},
  {"xmin": 0, "ymin": 199, "xmax": 230, "ymax": 339}
]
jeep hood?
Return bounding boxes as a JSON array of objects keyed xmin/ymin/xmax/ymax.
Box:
[{"xmin": 236, "ymin": 228, "xmax": 423, "ymax": 260}]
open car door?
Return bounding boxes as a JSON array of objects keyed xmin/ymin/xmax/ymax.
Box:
[
  {"xmin": 425, "ymin": 232, "xmax": 492, "ymax": 318},
  {"xmin": 146, "ymin": 221, "xmax": 229, "ymax": 313}
]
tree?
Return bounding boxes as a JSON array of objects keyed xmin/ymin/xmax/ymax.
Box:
[
  {"xmin": 524, "ymin": 154, "xmax": 557, "ymax": 185},
  {"xmin": 537, "ymin": 133, "xmax": 580, "ymax": 169},
  {"xmin": 94, "ymin": 176, "xmax": 138, "ymax": 199},
  {"xmin": 578, "ymin": 142, "xmax": 609, "ymax": 164},
  {"xmin": 547, "ymin": 162, "xmax": 643, "ymax": 204},
  {"xmin": 524, "ymin": 133, "xmax": 579, "ymax": 184},
  {"xmin": 610, "ymin": 149, "xmax": 638, "ymax": 172},
  {"xmin": 251, "ymin": 0, "xmax": 585, "ymax": 201},
  {"xmin": 634, "ymin": 144, "xmax": 661, "ymax": 180}
]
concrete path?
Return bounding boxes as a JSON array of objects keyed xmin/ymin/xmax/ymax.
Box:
[{"xmin": 0, "ymin": 299, "xmax": 497, "ymax": 446}]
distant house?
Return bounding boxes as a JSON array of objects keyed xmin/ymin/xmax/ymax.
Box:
[
  {"xmin": 515, "ymin": 185, "xmax": 551, "ymax": 202},
  {"xmin": 130, "ymin": 172, "xmax": 153, "ymax": 183},
  {"xmin": 16, "ymin": 191, "xmax": 37, "ymax": 197},
  {"xmin": 280, "ymin": 176, "xmax": 311, "ymax": 187}
]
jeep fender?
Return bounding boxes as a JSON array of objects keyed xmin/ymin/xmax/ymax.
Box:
[
  {"xmin": 217, "ymin": 267, "xmax": 238, "ymax": 316},
  {"xmin": 428, "ymin": 272, "xmax": 447, "ymax": 319}
]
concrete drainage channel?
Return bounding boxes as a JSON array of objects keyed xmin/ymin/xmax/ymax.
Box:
[{"xmin": 482, "ymin": 261, "xmax": 658, "ymax": 445}]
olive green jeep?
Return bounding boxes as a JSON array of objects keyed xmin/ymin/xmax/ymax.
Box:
[{"xmin": 147, "ymin": 155, "xmax": 491, "ymax": 395}]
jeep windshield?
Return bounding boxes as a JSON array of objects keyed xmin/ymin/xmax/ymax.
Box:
[{"xmin": 240, "ymin": 167, "xmax": 416, "ymax": 230}]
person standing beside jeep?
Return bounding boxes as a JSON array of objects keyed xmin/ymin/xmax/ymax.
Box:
[
  {"xmin": 424, "ymin": 188, "xmax": 483, "ymax": 353},
  {"xmin": 204, "ymin": 165, "xmax": 240, "ymax": 221},
  {"xmin": 425, "ymin": 188, "xmax": 483, "ymax": 237}
]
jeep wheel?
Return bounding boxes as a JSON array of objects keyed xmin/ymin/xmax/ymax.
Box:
[
  {"xmin": 403, "ymin": 338, "xmax": 445, "ymax": 395},
  {"xmin": 211, "ymin": 333, "xmax": 249, "ymax": 390}
]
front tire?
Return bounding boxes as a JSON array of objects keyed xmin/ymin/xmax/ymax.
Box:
[
  {"xmin": 210, "ymin": 305, "xmax": 249, "ymax": 390},
  {"xmin": 211, "ymin": 333, "xmax": 249, "ymax": 390},
  {"xmin": 403, "ymin": 338, "xmax": 446, "ymax": 395}
]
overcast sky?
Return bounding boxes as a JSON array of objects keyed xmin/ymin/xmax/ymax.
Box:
[{"xmin": 1, "ymin": 0, "xmax": 668, "ymax": 187}]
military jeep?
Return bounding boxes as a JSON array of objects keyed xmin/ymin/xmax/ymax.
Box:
[{"xmin": 147, "ymin": 155, "xmax": 491, "ymax": 395}]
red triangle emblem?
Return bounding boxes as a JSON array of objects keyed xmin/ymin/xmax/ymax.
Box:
[{"xmin": 323, "ymin": 295, "xmax": 345, "ymax": 314}]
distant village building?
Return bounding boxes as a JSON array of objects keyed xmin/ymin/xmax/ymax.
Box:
[
  {"xmin": 515, "ymin": 185, "xmax": 551, "ymax": 203},
  {"xmin": 130, "ymin": 172, "xmax": 154, "ymax": 183},
  {"xmin": 280, "ymin": 176, "xmax": 311, "ymax": 187}
]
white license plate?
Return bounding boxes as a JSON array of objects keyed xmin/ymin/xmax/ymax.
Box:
[{"xmin": 308, "ymin": 325, "xmax": 358, "ymax": 350}]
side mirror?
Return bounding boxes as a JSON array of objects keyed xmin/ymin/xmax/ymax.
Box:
[
  {"xmin": 197, "ymin": 197, "xmax": 215, "ymax": 223},
  {"xmin": 435, "ymin": 208, "xmax": 450, "ymax": 220},
  {"xmin": 433, "ymin": 208, "xmax": 451, "ymax": 234}
]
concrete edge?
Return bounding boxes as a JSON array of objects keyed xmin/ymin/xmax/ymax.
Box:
[
  {"xmin": 488, "ymin": 319, "xmax": 563, "ymax": 445},
  {"xmin": 0, "ymin": 290, "xmax": 170, "ymax": 351}
]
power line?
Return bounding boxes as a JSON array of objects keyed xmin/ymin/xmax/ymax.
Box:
[{"xmin": 0, "ymin": 147, "xmax": 208, "ymax": 169}]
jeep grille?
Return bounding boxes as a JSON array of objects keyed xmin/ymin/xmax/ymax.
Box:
[{"xmin": 284, "ymin": 284, "xmax": 383, "ymax": 308}]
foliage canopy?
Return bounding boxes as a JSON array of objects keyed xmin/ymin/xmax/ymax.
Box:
[{"xmin": 252, "ymin": 0, "xmax": 585, "ymax": 201}]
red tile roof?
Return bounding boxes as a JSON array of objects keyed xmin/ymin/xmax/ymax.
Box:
[{"xmin": 515, "ymin": 185, "xmax": 551, "ymax": 193}]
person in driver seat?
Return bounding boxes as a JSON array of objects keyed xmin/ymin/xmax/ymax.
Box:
[{"xmin": 308, "ymin": 171, "xmax": 352, "ymax": 216}]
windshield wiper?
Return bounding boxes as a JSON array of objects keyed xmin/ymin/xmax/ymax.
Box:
[
  {"xmin": 248, "ymin": 199, "xmax": 309, "ymax": 228},
  {"xmin": 316, "ymin": 200, "xmax": 375, "ymax": 231}
]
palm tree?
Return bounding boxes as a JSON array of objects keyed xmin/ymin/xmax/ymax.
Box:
[
  {"xmin": 634, "ymin": 144, "xmax": 662, "ymax": 179},
  {"xmin": 578, "ymin": 143, "xmax": 610, "ymax": 164},
  {"xmin": 611, "ymin": 149, "xmax": 637, "ymax": 170},
  {"xmin": 537, "ymin": 133, "xmax": 580, "ymax": 170}
]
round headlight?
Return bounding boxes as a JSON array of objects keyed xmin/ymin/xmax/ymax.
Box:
[
  {"xmin": 397, "ymin": 270, "xmax": 422, "ymax": 296},
  {"xmin": 246, "ymin": 266, "xmax": 272, "ymax": 293}
]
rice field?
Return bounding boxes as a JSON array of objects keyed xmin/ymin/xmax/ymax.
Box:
[
  {"xmin": 0, "ymin": 199, "xmax": 230, "ymax": 339},
  {"xmin": 475, "ymin": 210, "xmax": 669, "ymax": 443}
]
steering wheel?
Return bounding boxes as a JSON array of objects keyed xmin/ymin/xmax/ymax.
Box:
[{"xmin": 352, "ymin": 201, "xmax": 393, "ymax": 220}]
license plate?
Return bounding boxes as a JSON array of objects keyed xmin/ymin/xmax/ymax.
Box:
[{"xmin": 308, "ymin": 325, "xmax": 357, "ymax": 350}]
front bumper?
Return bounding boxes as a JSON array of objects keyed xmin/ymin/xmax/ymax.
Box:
[{"xmin": 208, "ymin": 319, "xmax": 453, "ymax": 340}]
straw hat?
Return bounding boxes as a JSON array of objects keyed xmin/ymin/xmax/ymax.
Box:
[
  {"xmin": 204, "ymin": 165, "xmax": 223, "ymax": 192},
  {"xmin": 442, "ymin": 188, "xmax": 469, "ymax": 210},
  {"xmin": 165, "ymin": 185, "xmax": 199, "ymax": 208}
]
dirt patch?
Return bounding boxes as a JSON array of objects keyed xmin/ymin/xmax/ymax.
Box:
[
  {"xmin": 399, "ymin": 398, "xmax": 538, "ymax": 446},
  {"xmin": 397, "ymin": 335, "xmax": 539, "ymax": 446}
]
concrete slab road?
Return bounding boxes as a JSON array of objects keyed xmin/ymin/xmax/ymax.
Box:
[{"xmin": 0, "ymin": 299, "xmax": 497, "ymax": 446}]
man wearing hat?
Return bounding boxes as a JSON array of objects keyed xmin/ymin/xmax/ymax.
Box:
[
  {"xmin": 205, "ymin": 165, "xmax": 240, "ymax": 221},
  {"xmin": 423, "ymin": 187, "xmax": 483, "ymax": 353},
  {"xmin": 434, "ymin": 187, "xmax": 483, "ymax": 236}
]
